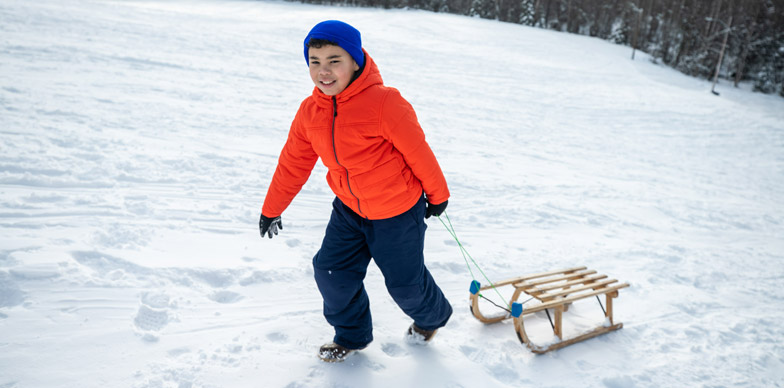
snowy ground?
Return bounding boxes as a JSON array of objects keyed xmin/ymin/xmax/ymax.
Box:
[{"xmin": 1, "ymin": 0, "xmax": 783, "ymax": 387}]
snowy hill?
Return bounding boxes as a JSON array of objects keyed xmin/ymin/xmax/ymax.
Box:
[{"xmin": 1, "ymin": 0, "xmax": 783, "ymax": 387}]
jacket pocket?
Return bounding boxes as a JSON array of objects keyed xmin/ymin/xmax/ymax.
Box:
[
  {"xmin": 350, "ymin": 157, "xmax": 407, "ymax": 200},
  {"xmin": 326, "ymin": 169, "xmax": 343, "ymax": 195}
]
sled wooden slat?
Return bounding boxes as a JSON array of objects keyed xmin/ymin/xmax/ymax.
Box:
[
  {"xmin": 469, "ymin": 266, "xmax": 630, "ymax": 354},
  {"xmin": 475, "ymin": 266, "xmax": 586, "ymax": 291},
  {"xmin": 527, "ymin": 274, "xmax": 608, "ymax": 295},
  {"xmin": 536, "ymin": 278, "xmax": 619, "ymax": 302},
  {"xmin": 513, "ymin": 269, "xmax": 597, "ymax": 290}
]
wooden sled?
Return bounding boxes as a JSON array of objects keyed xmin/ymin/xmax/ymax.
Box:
[{"xmin": 469, "ymin": 266, "xmax": 629, "ymax": 354}]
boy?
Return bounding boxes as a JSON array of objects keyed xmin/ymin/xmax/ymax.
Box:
[{"xmin": 259, "ymin": 20, "xmax": 452, "ymax": 363}]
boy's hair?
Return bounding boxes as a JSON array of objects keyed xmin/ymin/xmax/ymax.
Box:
[{"xmin": 307, "ymin": 38, "xmax": 338, "ymax": 49}]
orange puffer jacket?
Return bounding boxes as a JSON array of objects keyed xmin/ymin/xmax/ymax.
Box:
[{"xmin": 262, "ymin": 50, "xmax": 449, "ymax": 220}]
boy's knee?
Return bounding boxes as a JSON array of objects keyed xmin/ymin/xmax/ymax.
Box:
[{"xmin": 314, "ymin": 267, "xmax": 366, "ymax": 310}]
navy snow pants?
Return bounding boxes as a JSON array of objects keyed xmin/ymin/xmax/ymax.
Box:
[{"xmin": 312, "ymin": 195, "xmax": 453, "ymax": 350}]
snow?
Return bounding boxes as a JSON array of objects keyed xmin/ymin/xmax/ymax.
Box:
[{"xmin": 1, "ymin": 0, "xmax": 783, "ymax": 387}]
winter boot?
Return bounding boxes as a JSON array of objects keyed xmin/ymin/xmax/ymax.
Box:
[
  {"xmin": 318, "ymin": 342, "xmax": 361, "ymax": 362},
  {"xmin": 406, "ymin": 323, "xmax": 438, "ymax": 344}
]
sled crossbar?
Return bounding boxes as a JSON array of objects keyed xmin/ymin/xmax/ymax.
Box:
[{"xmin": 469, "ymin": 266, "xmax": 629, "ymax": 354}]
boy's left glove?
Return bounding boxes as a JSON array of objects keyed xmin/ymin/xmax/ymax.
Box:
[
  {"xmin": 259, "ymin": 214, "xmax": 283, "ymax": 239},
  {"xmin": 425, "ymin": 200, "xmax": 448, "ymax": 219}
]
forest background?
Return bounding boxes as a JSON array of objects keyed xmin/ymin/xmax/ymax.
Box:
[{"xmin": 290, "ymin": 0, "xmax": 784, "ymax": 96}]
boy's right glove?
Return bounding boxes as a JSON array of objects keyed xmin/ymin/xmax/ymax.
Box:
[
  {"xmin": 425, "ymin": 200, "xmax": 448, "ymax": 219},
  {"xmin": 259, "ymin": 214, "xmax": 283, "ymax": 239}
]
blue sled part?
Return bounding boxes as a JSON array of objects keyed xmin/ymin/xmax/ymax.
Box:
[
  {"xmin": 469, "ymin": 280, "xmax": 481, "ymax": 295},
  {"xmin": 511, "ymin": 302, "xmax": 523, "ymax": 318}
]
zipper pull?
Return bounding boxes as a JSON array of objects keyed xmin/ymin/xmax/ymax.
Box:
[{"xmin": 332, "ymin": 97, "xmax": 338, "ymax": 117}]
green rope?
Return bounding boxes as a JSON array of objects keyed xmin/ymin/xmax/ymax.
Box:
[
  {"xmin": 437, "ymin": 211, "xmax": 510, "ymax": 310},
  {"xmin": 439, "ymin": 212, "xmax": 476, "ymax": 280}
]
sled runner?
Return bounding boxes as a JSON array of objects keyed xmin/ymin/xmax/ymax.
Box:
[{"xmin": 469, "ymin": 266, "xmax": 629, "ymax": 354}]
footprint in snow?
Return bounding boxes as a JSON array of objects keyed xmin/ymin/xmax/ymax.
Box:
[
  {"xmin": 0, "ymin": 271, "xmax": 26, "ymax": 308},
  {"xmin": 167, "ymin": 347, "xmax": 191, "ymax": 357},
  {"xmin": 488, "ymin": 363, "xmax": 520, "ymax": 384},
  {"xmin": 459, "ymin": 345, "xmax": 479, "ymax": 359},
  {"xmin": 460, "ymin": 344, "xmax": 523, "ymax": 384},
  {"xmin": 208, "ymin": 290, "xmax": 243, "ymax": 304},
  {"xmin": 380, "ymin": 342, "xmax": 408, "ymax": 358},
  {"xmin": 134, "ymin": 304, "xmax": 169, "ymax": 331},
  {"xmin": 266, "ymin": 332, "xmax": 288, "ymax": 343},
  {"xmin": 133, "ymin": 292, "xmax": 173, "ymax": 341}
]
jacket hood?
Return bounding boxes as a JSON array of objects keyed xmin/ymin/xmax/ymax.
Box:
[{"xmin": 311, "ymin": 49, "xmax": 382, "ymax": 107}]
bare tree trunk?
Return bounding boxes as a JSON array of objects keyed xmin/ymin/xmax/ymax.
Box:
[
  {"xmin": 704, "ymin": 0, "xmax": 722, "ymax": 38},
  {"xmin": 733, "ymin": 38, "xmax": 748, "ymax": 86},
  {"xmin": 711, "ymin": 15, "xmax": 732, "ymax": 95},
  {"xmin": 544, "ymin": 0, "xmax": 553, "ymax": 27},
  {"xmin": 533, "ymin": 0, "xmax": 542, "ymax": 26},
  {"xmin": 643, "ymin": 0, "xmax": 656, "ymax": 43},
  {"xmin": 632, "ymin": 1, "xmax": 643, "ymax": 59},
  {"xmin": 674, "ymin": 0, "xmax": 697, "ymax": 67},
  {"xmin": 665, "ymin": 0, "xmax": 686, "ymax": 64},
  {"xmin": 660, "ymin": 0, "xmax": 684, "ymax": 64}
]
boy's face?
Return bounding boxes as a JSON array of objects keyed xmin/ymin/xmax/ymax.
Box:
[{"xmin": 308, "ymin": 44, "xmax": 359, "ymax": 96}]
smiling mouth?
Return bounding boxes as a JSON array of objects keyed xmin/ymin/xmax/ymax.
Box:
[{"xmin": 320, "ymin": 80, "xmax": 335, "ymax": 86}]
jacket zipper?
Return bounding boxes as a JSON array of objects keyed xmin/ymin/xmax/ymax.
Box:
[{"xmin": 331, "ymin": 97, "xmax": 364, "ymax": 217}]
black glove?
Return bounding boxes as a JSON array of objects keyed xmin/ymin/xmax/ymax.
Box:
[
  {"xmin": 259, "ymin": 214, "xmax": 283, "ymax": 239},
  {"xmin": 425, "ymin": 200, "xmax": 448, "ymax": 219}
]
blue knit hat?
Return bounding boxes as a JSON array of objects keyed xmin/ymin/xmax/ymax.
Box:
[{"xmin": 303, "ymin": 20, "xmax": 364, "ymax": 68}]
